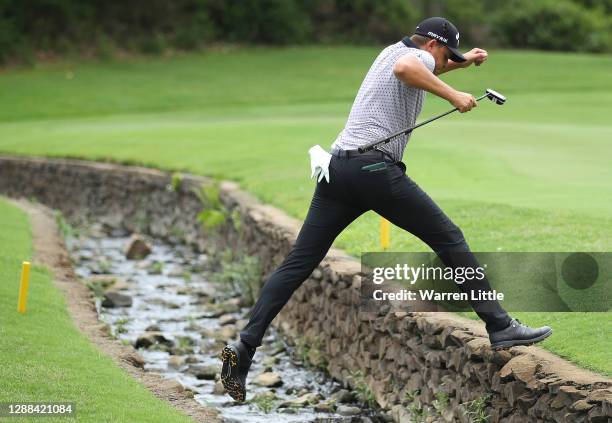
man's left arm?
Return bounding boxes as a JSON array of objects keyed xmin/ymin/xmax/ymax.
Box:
[{"xmin": 436, "ymin": 48, "xmax": 488, "ymax": 75}]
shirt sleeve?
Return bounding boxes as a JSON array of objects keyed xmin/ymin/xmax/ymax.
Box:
[{"xmin": 393, "ymin": 48, "xmax": 436, "ymax": 74}]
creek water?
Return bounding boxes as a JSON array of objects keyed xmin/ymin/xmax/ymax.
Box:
[{"xmin": 66, "ymin": 232, "xmax": 387, "ymax": 423}]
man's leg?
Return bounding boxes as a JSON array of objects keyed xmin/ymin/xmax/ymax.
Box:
[
  {"xmin": 240, "ymin": 183, "xmax": 365, "ymax": 349},
  {"xmin": 373, "ymin": 167, "xmax": 512, "ymax": 332}
]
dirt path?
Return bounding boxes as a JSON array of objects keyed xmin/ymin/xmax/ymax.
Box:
[{"xmin": 7, "ymin": 198, "xmax": 222, "ymax": 423}]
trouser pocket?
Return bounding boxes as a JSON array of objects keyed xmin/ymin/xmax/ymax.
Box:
[{"xmin": 361, "ymin": 161, "xmax": 388, "ymax": 172}]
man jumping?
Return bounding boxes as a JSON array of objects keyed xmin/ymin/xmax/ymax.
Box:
[{"xmin": 220, "ymin": 17, "xmax": 552, "ymax": 402}]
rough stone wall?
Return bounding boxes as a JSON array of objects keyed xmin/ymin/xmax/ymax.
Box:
[{"xmin": 1, "ymin": 155, "xmax": 610, "ymax": 423}]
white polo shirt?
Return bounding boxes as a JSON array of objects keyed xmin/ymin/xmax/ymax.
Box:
[{"xmin": 331, "ymin": 38, "xmax": 435, "ymax": 162}]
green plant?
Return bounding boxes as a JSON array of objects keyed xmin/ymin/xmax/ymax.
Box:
[
  {"xmin": 463, "ymin": 394, "xmax": 490, "ymax": 423},
  {"xmin": 150, "ymin": 261, "xmax": 163, "ymax": 274},
  {"xmin": 293, "ymin": 337, "xmax": 311, "ymax": 365},
  {"xmin": 302, "ymin": 336, "xmax": 327, "ymax": 371},
  {"xmin": 230, "ymin": 208, "xmax": 242, "ymax": 233},
  {"xmin": 433, "ymin": 390, "xmax": 449, "ymax": 413},
  {"xmin": 177, "ymin": 336, "xmax": 195, "ymax": 349},
  {"xmin": 170, "ymin": 172, "xmax": 183, "ymax": 192},
  {"xmin": 408, "ymin": 401, "xmax": 428, "ymax": 423},
  {"xmin": 350, "ymin": 370, "xmax": 377, "ymax": 408},
  {"xmin": 405, "ymin": 389, "xmax": 421, "ymax": 403},
  {"xmin": 194, "ymin": 183, "xmax": 227, "ymax": 230},
  {"xmin": 217, "ymin": 251, "xmax": 261, "ymax": 305},
  {"xmin": 85, "ymin": 277, "xmax": 116, "ymax": 297},
  {"xmin": 249, "ymin": 391, "xmax": 277, "ymax": 413},
  {"xmin": 97, "ymin": 259, "xmax": 112, "ymax": 274},
  {"xmin": 53, "ymin": 210, "xmax": 79, "ymax": 238}
]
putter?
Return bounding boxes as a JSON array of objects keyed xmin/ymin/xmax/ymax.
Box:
[{"xmin": 358, "ymin": 88, "xmax": 506, "ymax": 153}]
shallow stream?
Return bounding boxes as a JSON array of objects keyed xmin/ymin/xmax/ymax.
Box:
[{"xmin": 66, "ymin": 231, "xmax": 387, "ymax": 423}]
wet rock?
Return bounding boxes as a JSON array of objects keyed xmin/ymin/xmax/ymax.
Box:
[
  {"xmin": 219, "ymin": 315, "xmax": 237, "ymax": 326},
  {"xmin": 200, "ymin": 326, "xmax": 237, "ymax": 342},
  {"xmin": 185, "ymin": 355, "xmax": 200, "ymax": 364},
  {"xmin": 134, "ymin": 331, "xmax": 174, "ymax": 349},
  {"xmin": 168, "ymin": 355, "xmax": 186, "ymax": 369},
  {"xmin": 149, "ymin": 298, "xmax": 181, "ymax": 309},
  {"xmin": 314, "ymin": 401, "xmax": 336, "ymax": 413},
  {"xmin": 124, "ymin": 234, "xmax": 151, "ymax": 260},
  {"xmin": 101, "ymin": 291, "xmax": 133, "ymax": 308},
  {"xmin": 198, "ymin": 308, "xmax": 226, "ymax": 319},
  {"xmin": 200, "ymin": 340, "xmax": 226, "ymax": 354},
  {"xmin": 200, "ymin": 301, "xmax": 240, "ymax": 319},
  {"xmin": 262, "ymin": 356, "xmax": 279, "ymax": 368},
  {"xmin": 145, "ymin": 324, "xmax": 161, "ymax": 332},
  {"xmin": 271, "ymin": 344, "xmax": 286, "ymax": 356},
  {"xmin": 331, "ymin": 389, "xmax": 356, "ymax": 404},
  {"xmin": 212, "ymin": 380, "xmax": 225, "ymax": 395},
  {"xmin": 184, "ymin": 322, "xmax": 200, "ymax": 332},
  {"xmin": 176, "ymin": 286, "xmax": 194, "ymax": 296},
  {"xmin": 135, "ymin": 260, "xmax": 150, "ymax": 270},
  {"xmin": 78, "ymin": 250, "xmax": 94, "ymax": 261},
  {"xmin": 278, "ymin": 393, "xmax": 320, "ymax": 408},
  {"xmin": 253, "ymin": 372, "xmax": 283, "ymax": 387},
  {"xmin": 337, "ymin": 405, "xmax": 361, "ymax": 416},
  {"xmin": 187, "ymin": 364, "xmax": 219, "ymax": 380},
  {"xmin": 165, "ymin": 379, "xmax": 185, "ymax": 393},
  {"xmin": 167, "ymin": 265, "xmax": 185, "ymax": 277},
  {"xmin": 121, "ymin": 351, "xmax": 145, "ymax": 368}
]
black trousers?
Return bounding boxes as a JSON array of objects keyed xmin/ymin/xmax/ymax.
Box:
[{"xmin": 240, "ymin": 149, "xmax": 511, "ymax": 348}]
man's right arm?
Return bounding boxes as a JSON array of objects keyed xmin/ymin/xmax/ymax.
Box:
[{"xmin": 393, "ymin": 55, "xmax": 477, "ymax": 113}]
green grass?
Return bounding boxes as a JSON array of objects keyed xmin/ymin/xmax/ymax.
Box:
[
  {"xmin": 0, "ymin": 199, "xmax": 198, "ymax": 422},
  {"xmin": 0, "ymin": 47, "xmax": 610, "ymax": 376}
]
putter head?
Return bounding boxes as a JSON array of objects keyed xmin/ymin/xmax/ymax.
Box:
[{"xmin": 486, "ymin": 88, "xmax": 506, "ymax": 105}]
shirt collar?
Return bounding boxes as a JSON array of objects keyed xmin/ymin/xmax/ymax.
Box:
[{"xmin": 401, "ymin": 36, "xmax": 419, "ymax": 49}]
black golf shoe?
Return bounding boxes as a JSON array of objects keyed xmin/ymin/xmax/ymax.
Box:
[
  {"xmin": 488, "ymin": 317, "xmax": 552, "ymax": 350},
  {"xmin": 220, "ymin": 340, "xmax": 253, "ymax": 402}
]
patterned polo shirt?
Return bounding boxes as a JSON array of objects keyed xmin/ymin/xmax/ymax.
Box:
[{"xmin": 331, "ymin": 37, "xmax": 435, "ymax": 162}]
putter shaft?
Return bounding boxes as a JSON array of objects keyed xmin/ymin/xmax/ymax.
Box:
[{"xmin": 358, "ymin": 91, "xmax": 498, "ymax": 153}]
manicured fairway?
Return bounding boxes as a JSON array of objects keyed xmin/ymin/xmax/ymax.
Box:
[
  {"xmin": 0, "ymin": 47, "xmax": 610, "ymax": 376},
  {"xmin": 0, "ymin": 199, "xmax": 198, "ymax": 422}
]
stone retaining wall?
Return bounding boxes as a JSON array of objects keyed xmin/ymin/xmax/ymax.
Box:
[{"xmin": 1, "ymin": 155, "xmax": 610, "ymax": 423}]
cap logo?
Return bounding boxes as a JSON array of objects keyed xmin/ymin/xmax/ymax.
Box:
[{"xmin": 427, "ymin": 31, "xmax": 448, "ymax": 43}]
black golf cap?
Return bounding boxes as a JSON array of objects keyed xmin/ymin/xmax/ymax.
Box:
[{"xmin": 415, "ymin": 17, "xmax": 466, "ymax": 63}]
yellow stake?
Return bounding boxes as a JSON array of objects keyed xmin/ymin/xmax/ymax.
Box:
[
  {"xmin": 380, "ymin": 218, "xmax": 390, "ymax": 250},
  {"xmin": 17, "ymin": 261, "xmax": 31, "ymax": 313}
]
